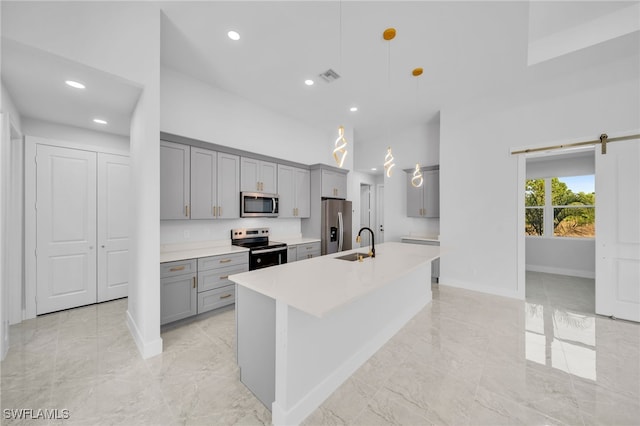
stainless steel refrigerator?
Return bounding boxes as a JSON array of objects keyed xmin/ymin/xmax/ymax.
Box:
[{"xmin": 321, "ymin": 199, "xmax": 352, "ymax": 255}]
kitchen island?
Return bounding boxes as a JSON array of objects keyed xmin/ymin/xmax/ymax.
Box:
[{"xmin": 229, "ymin": 242, "xmax": 440, "ymax": 425}]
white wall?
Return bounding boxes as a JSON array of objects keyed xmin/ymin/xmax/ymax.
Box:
[
  {"xmin": 526, "ymin": 238, "xmax": 595, "ymax": 278},
  {"xmin": 21, "ymin": 118, "xmax": 129, "ymax": 153},
  {"xmin": 440, "ymin": 56, "xmax": 639, "ymax": 298},
  {"xmin": 3, "ymin": 1, "xmax": 163, "ymax": 358},
  {"xmin": 160, "ymin": 67, "xmax": 349, "ymax": 245}
]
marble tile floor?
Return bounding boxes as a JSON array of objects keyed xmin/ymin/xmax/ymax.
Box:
[{"xmin": 2, "ymin": 272, "xmax": 638, "ymax": 425}]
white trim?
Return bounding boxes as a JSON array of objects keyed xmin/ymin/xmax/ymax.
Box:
[
  {"xmin": 526, "ymin": 264, "xmax": 595, "ymax": 279},
  {"xmin": 271, "ymin": 296, "xmax": 428, "ymax": 426},
  {"xmin": 126, "ymin": 310, "xmax": 162, "ymax": 359},
  {"xmin": 24, "ymin": 136, "xmax": 37, "ymax": 319},
  {"xmin": 439, "ymin": 278, "xmax": 522, "ymax": 300},
  {"xmin": 26, "ymin": 135, "xmax": 129, "ymax": 156},
  {"xmin": 516, "ymin": 155, "xmax": 526, "ymax": 299},
  {"xmin": 8, "ymin": 133, "xmax": 24, "ymax": 324}
]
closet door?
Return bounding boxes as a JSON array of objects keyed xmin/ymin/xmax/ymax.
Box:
[
  {"xmin": 97, "ymin": 153, "xmax": 130, "ymax": 302},
  {"xmin": 36, "ymin": 145, "xmax": 97, "ymax": 314}
]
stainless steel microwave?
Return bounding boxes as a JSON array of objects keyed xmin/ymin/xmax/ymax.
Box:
[{"xmin": 241, "ymin": 192, "xmax": 279, "ymax": 217}]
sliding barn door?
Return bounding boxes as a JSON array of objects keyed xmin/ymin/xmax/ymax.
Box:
[
  {"xmin": 595, "ymin": 139, "xmax": 640, "ymax": 322},
  {"xmin": 36, "ymin": 145, "xmax": 97, "ymax": 314}
]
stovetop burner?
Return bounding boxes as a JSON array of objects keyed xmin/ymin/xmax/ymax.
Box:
[{"xmin": 231, "ymin": 227, "xmax": 286, "ymax": 251}]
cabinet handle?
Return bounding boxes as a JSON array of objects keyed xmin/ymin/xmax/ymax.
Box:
[
  {"xmin": 185, "ymin": 205, "xmax": 189, "ymax": 217},
  {"xmin": 220, "ymin": 275, "xmax": 229, "ymax": 280},
  {"xmin": 220, "ymin": 294, "xmax": 232, "ymax": 299},
  {"xmin": 220, "ymin": 259, "xmax": 232, "ymax": 263},
  {"xmin": 192, "ymin": 276, "xmax": 196, "ymax": 288},
  {"xmin": 219, "ymin": 206, "xmax": 222, "ymax": 217},
  {"xmin": 306, "ymin": 246, "xmax": 312, "ymax": 250},
  {"xmin": 213, "ymin": 206, "xmax": 216, "ymax": 217},
  {"xmin": 169, "ymin": 265, "xmax": 186, "ymax": 272}
]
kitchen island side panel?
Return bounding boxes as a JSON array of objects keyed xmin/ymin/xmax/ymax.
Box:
[
  {"xmin": 236, "ymin": 285, "xmax": 276, "ymax": 408},
  {"xmin": 272, "ymin": 262, "xmax": 431, "ymax": 425}
]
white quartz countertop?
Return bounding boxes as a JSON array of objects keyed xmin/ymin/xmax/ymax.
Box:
[
  {"xmin": 229, "ymin": 242, "xmax": 440, "ymax": 318},
  {"xmin": 160, "ymin": 241, "xmax": 249, "ymax": 263},
  {"xmin": 401, "ymin": 235, "xmax": 440, "ymax": 243},
  {"xmin": 275, "ymin": 237, "xmax": 321, "ymax": 246}
]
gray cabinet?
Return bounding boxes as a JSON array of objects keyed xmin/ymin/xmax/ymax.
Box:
[
  {"xmin": 160, "ymin": 141, "xmax": 190, "ymax": 219},
  {"xmin": 161, "ymin": 142, "xmax": 239, "ymax": 220},
  {"xmin": 321, "ymin": 169, "xmax": 347, "ymax": 199},
  {"xmin": 278, "ymin": 165, "xmax": 310, "ymax": 218},
  {"xmin": 287, "ymin": 245, "xmax": 298, "ymax": 262},
  {"xmin": 295, "ymin": 242, "xmax": 321, "ymax": 261},
  {"xmin": 160, "ymin": 259, "xmax": 197, "ymax": 324},
  {"xmin": 197, "ymin": 252, "xmax": 248, "ymax": 314},
  {"xmin": 241, "ymin": 157, "xmax": 277, "ymax": 193},
  {"xmin": 406, "ymin": 167, "xmax": 439, "ymax": 218}
]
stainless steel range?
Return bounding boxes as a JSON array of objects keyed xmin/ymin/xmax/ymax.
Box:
[{"xmin": 231, "ymin": 228, "xmax": 287, "ymax": 270}]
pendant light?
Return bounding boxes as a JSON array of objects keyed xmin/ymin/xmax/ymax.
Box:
[
  {"xmin": 333, "ymin": 125, "xmax": 348, "ymax": 168},
  {"xmin": 384, "ymin": 147, "xmax": 395, "ymax": 177},
  {"xmin": 410, "ymin": 67, "xmax": 424, "ymax": 187},
  {"xmin": 411, "ymin": 163, "xmax": 424, "ymax": 187},
  {"xmin": 382, "ymin": 28, "xmax": 396, "ymax": 176}
]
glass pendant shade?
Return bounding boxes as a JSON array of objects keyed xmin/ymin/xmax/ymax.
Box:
[
  {"xmin": 411, "ymin": 163, "xmax": 424, "ymax": 187},
  {"xmin": 333, "ymin": 125, "xmax": 348, "ymax": 168}
]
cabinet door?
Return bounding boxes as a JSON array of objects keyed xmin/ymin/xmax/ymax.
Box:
[
  {"xmin": 260, "ymin": 161, "xmax": 278, "ymax": 194},
  {"xmin": 190, "ymin": 147, "xmax": 217, "ymax": 219},
  {"xmin": 294, "ymin": 168, "xmax": 311, "ymax": 218},
  {"xmin": 406, "ymin": 173, "xmax": 424, "ymax": 217},
  {"xmin": 278, "ymin": 165, "xmax": 295, "ymax": 218},
  {"xmin": 287, "ymin": 245, "xmax": 298, "ymax": 262},
  {"xmin": 335, "ymin": 172, "xmax": 347, "ymax": 199},
  {"xmin": 161, "ymin": 273, "xmax": 197, "ymax": 325},
  {"xmin": 160, "ymin": 141, "xmax": 190, "ymax": 219},
  {"xmin": 241, "ymin": 157, "xmax": 260, "ymax": 192},
  {"xmin": 321, "ymin": 169, "xmax": 337, "ymax": 198},
  {"xmin": 218, "ymin": 153, "xmax": 240, "ymax": 218},
  {"xmin": 423, "ymin": 170, "xmax": 440, "ymax": 218}
]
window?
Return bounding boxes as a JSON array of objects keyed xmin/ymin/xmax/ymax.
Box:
[{"xmin": 525, "ymin": 175, "xmax": 595, "ymax": 238}]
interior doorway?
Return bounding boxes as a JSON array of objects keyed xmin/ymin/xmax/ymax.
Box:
[{"xmin": 359, "ymin": 184, "xmax": 371, "ymax": 245}]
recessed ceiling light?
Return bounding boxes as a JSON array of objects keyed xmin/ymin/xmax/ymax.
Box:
[
  {"xmin": 93, "ymin": 118, "xmax": 108, "ymax": 125},
  {"xmin": 371, "ymin": 168, "xmax": 377, "ymax": 171},
  {"xmin": 304, "ymin": 79, "xmax": 314, "ymax": 86},
  {"xmin": 350, "ymin": 106, "xmax": 358, "ymax": 112},
  {"xmin": 227, "ymin": 30, "xmax": 240, "ymax": 41},
  {"xmin": 65, "ymin": 80, "xmax": 85, "ymax": 89}
]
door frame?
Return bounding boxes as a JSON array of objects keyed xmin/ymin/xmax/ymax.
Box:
[
  {"xmin": 24, "ymin": 135, "xmax": 128, "ymax": 319},
  {"xmin": 513, "ymin": 130, "xmax": 639, "ymax": 306}
]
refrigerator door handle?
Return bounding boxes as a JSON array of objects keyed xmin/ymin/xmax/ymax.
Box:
[{"xmin": 337, "ymin": 211, "xmax": 344, "ymax": 252}]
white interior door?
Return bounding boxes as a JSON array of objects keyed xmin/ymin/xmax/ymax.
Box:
[
  {"xmin": 97, "ymin": 153, "xmax": 129, "ymax": 302},
  {"xmin": 376, "ymin": 184, "xmax": 385, "ymax": 243},
  {"xmin": 595, "ymin": 139, "xmax": 640, "ymax": 322},
  {"xmin": 36, "ymin": 145, "xmax": 97, "ymax": 314}
]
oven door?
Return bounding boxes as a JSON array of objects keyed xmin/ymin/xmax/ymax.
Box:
[
  {"xmin": 250, "ymin": 247, "xmax": 287, "ymax": 270},
  {"xmin": 241, "ymin": 192, "xmax": 279, "ymax": 218}
]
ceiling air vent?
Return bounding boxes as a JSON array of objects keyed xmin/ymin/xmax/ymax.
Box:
[{"xmin": 319, "ymin": 69, "xmax": 341, "ymax": 83}]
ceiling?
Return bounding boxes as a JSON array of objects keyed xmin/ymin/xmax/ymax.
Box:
[
  {"xmin": 1, "ymin": 1, "xmax": 638, "ymax": 144},
  {"xmin": 1, "ymin": 38, "xmax": 142, "ymax": 136}
]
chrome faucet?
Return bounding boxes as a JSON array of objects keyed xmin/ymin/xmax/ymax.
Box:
[{"xmin": 356, "ymin": 227, "xmax": 375, "ymax": 258}]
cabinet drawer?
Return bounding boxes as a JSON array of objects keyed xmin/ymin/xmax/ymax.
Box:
[
  {"xmin": 198, "ymin": 285, "xmax": 236, "ymax": 314},
  {"xmin": 198, "ymin": 252, "xmax": 248, "ymax": 271},
  {"xmin": 198, "ymin": 264, "xmax": 248, "ymax": 292},
  {"xmin": 297, "ymin": 242, "xmax": 320, "ymax": 252},
  {"xmin": 160, "ymin": 259, "xmax": 197, "ymax": 279},
  {"xmin": 296, "ymin": 250, "xmax": 321, "ymax": 261}
]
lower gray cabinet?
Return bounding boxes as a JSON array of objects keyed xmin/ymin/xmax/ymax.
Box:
[
  {"xmin": 197, "ymin": 252, "xmax": 248, "ymax": 314},
  {"xmin": 296, "ymin": 242, "xmax": 321, "ymax": 261},
  {"xmin": 287, "ymin": 245, "xmax": 298, "ymax": 262},
  {"xmin": 198, "ymin": 285, "xmax": 236, "ymax": 313},
  {"xmin": 160, "ymin": 259, "xmax": 197, "ymax": 325}
]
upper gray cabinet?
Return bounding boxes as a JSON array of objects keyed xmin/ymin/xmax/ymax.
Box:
[
  {"xmin": 160, "ymin": 141, "xmax": 190, "ymax": 219},
  {"xmin": 241, "ymin": 157, "xmax": 277, "ymax": 193},
  {"xmin": 406, "ymin": 166, "xmax": 439, "ymax": 218},
  {"xmin": 321, "ymin": 169, "xmax": 347, "ymax": 199},
  {"xmin": 161, "ymin": 141, "xmax": 239, "ymax": 220},
  {"xmin": 278, "ymin": 165, "xmax": 310, "ymax": 218}
]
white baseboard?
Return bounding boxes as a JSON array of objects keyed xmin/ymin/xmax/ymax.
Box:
[
  {"xmin": 126, "ymin": 310, "xmax": 163, "ymax": 359},
  {"xmin": 526, "ymin": 264, "xmax": 595, "ymax": 279},
  {"xmin": 271, "ymin": 296, "xmax": 429, "ymax": 426},
  {"xmin": 439, "ymin": 278, "xmax": 522, "ymax": 300}
]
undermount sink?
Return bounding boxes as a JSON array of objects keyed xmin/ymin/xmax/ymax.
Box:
[{"xmin": 334, "ymin": 252, "xmax": 371, "ymax": 261}]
